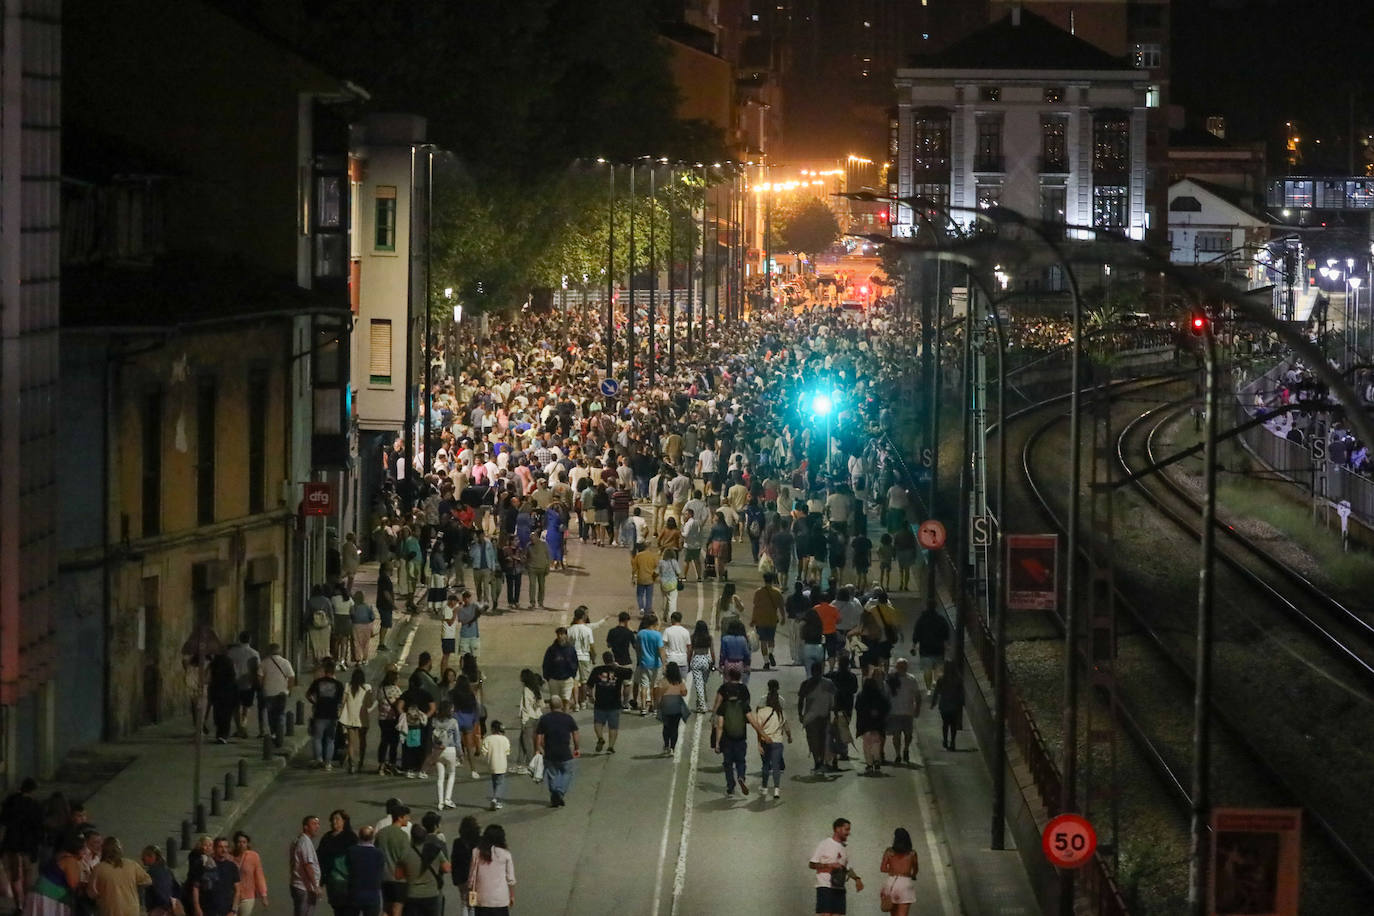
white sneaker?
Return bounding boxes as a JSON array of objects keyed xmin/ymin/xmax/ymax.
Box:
[
  {"xmin": 406, "ymin": 771, "xmax": 417, "ymax": 779},
  {"xmin": 417, "ymin": 771, "xmax": 430, "ymax": 779},
  {"xmin": 470, "ymin": 771, "xmax": 480, "ymax": 779},
  {"xmin": 772, "ymin": 787, "xmax": 781, "ymax": 799}
]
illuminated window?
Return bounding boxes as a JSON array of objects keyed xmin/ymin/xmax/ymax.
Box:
[
  {"xmin": 978, "ymin": 86, "xmax": 1001, "ymax": 102},
  {"xmin": 974, "ymin": 117, "xmax": 1003, "ymax": 172},
  {"xmin": 1133, "ymin": 42, "xmax": 1161, "ymax": 69},
  {"xmin": 1146, "ymin": 84, "xmax": 1161, "ymax": 108},
  {"xmin": 911, "ymin": 113, "xmax": 950, "ymax": 176},
  {"xmin": 1044, "ymin": 87, "xmax": 1064, "ymax": 103},
  {"xmin": 1093, "ymin": 117, "xmax": 1130, "ymax": 174},
  {"xmin": 1093, "ymin": 185, "xmax": 1128, "ymax": 230},
  {"xmin": 1041, "ymin": 117, "xmax": 1068, "ymax": 171},
  {"xmin": 1040, "ymin": 183, "xmax": 1067, "ymax": 225}
]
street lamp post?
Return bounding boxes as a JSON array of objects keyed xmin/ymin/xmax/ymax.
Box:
[
  {"xmin": 628, "ymin": 163, "xmax": 637, "ymax": 393},
  {"xmin": 812, "ymin": 392, "xmax": 834, "ymax": 480},
  {"xmin": 668, "ymin": 163, "xmax": 677, "ymax": 375},
  {"xmin": 648, "ymin": 161, "xmax": 658, "ymax": 387},
  {"xmin": 600, "ymin": 160, "xmax": 615, "ymax": 383}
]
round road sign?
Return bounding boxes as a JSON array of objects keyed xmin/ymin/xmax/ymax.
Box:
[
  {"xmin": 916, "ymin": 519, "xmax": 947, "ymax": 551},
  {"xmin": 1042, "ymin": 814, "xmax": 1097, "ymax": 869},
  {"xmin": 598, "ymin": 378, "xmax": 621, "ymax": 398}
]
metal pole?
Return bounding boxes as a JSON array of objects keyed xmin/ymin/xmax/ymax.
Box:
[
  {"xmin": 668, "ymin": 165, "xmax": 677, "ymax": 375},
  {"xmin": 424, "ymin": 150, "xmax": 434, "ymax": 471},
  {"xmin": 628, "ymin": 164, "xmax": 637, "ymax": 393},
  {"xmin": 952, "ymin": 270, "xmax": 973, "ymax": 693},
  {"xmin": 923, "ymin": 257, "xmax": 943, "ymax": 618},
  {"xmin": 1188, "ymin": 317, "xmax": 1219, "ymax": 914},
  {"xmin": 989, "ymin": 289, "xmax": 1010, "ymax": 849},
  {"xmin": 606, "ymin": 165, "xmax": 615, "ymax": 382},
  {"xmin": 649, "ymin": 163, "xmax": 657, "ymax": 387},
  {"xmin": 712, "ymin": 179, "xmax": 721, "ymax": 329},
  {"xmin": 765, "ymin": 175, "xmax": 773, "ymax": 311}
]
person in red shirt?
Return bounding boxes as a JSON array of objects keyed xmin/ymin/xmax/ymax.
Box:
[{"xmin": 813, "ymin": 597, "xmax": 841, "ymax": 672}]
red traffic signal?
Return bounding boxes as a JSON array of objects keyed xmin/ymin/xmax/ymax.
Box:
[{"xmin": 1189, "ymin": 315, "xmax": 1208, "ymax": 335}]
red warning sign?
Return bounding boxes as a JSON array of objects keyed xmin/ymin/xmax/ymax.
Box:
[{"xmin": 1042, "ymin": 813, "xmax": 1097, "ymax": 870}]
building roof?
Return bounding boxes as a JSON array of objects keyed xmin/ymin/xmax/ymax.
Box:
[
  {"xmin": 1169, "ymin": 178, "xmax": 1266, "ymax": 224},
  {"xmin": 62, "ymin": 256, "xmax": 347, "ymax": 330},
  {"xmin": 906, "ymin": 9, "xmax": 1129, "ymax": 72}
]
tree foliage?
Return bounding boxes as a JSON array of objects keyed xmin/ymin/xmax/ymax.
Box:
[{"xmin": 777, "ymin": 199, "xmax": 842, "ymax": 261}]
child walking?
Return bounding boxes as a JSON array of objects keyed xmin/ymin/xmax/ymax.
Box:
[{"xmin": 481, "ymin": 720, "xmax": 511, "ymax": 810}]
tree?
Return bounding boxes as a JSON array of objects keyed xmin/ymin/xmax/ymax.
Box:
[{"xmin": 778, "ymin": 199, "xmax": 842, "ymax": 264}]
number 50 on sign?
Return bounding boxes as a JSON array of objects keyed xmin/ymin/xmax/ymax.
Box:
[{"xmin": 1042, "ymin": 814, "xmax": 1096, "ymax": 869}]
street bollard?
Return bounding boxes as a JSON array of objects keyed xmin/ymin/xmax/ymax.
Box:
[
  {"xmin": 181, "ymin": 819, "xmax": 192, "ymax": 852},
  {"xmin": 284, "ymin": 711, "xmax": 295, "ymax": 737},
  {"xmin": 296, "ymin": 699, "xmax": 305, "ymax": 724},
  {"xmin": 262, "ymin": 731, "xmax": 273, "ymax": 761},
  {"xmin": 224, "ymin": 771, "xmax": 235, "ymax": 802},
  {"xmin": 210, "ymin": 786, "xmax": 222, "ymax": 817},
  {"xmin": 238, "ymin": 758, "xmax": 249, "ymax": 787},
  {"xmin": 166, "ymin": 838, "xmax": 178, "ymax": 870},
  {"xmin": 195, "ymin": 803, "xmax": 206, "ymax": 833}
]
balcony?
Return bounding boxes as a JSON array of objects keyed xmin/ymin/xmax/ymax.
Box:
[
  {"xmin": 972, "ymin": 155, "xmax": 1004, "ymax": 173},
  {"xmin": 1039, "ymin": 156, "xmax": 1069, "ymax": 174}
]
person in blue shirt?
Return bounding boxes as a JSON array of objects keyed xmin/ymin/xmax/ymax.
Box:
[
  {"xmin": 468, "ymin": 529, "xmax": 500, "ymax": 611},
  {"xmin": 634, "ymin": 615, "xmax": 665, "ymax": 716}
]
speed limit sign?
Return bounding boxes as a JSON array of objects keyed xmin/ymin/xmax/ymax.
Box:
[{"xmin": 1042, "ymin": 814, "xmax": 1097, "ymax": 869}]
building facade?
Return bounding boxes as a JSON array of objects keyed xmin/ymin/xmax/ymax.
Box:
[
  {"xmin": 0, "ymin": 0, "xmax": 62, "ymax": 788},
  {"xmin": 894, "ymin": 10, "xmax": 1151, "ymax": 255},
  {"xmin": 1167, "ymin": 178, "xmax": 1271, "ymax": 284}
]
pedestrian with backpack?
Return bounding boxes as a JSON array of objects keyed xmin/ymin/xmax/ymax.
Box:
[
  {"xmin": 754, "ymin": 680, "xmax": 792, "ymax": 800},
  {"xmin": 710, "ymin": 667, "xmax": 759, "ymax": 797}
]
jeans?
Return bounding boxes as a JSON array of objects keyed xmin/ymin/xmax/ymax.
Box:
[
  {"xmin": 311, "ymin": 717, "xmax": 337, "ymax": 763},
  {"xmin": 290, "ymin": 887, "xmax": 316, "ymax": 916},
  {"xmin": 473, "ymin": 569, "xmax": 497, "ymax": 607},
  {"xmin": 662, "ymin": 715, "xmax": 682, "ymax": 750},
  {"xmin": 505, "ymin": 573, "xmax": 522, "ymax": 605},
  {"xmin": 800, "ymin": 642, "xmax": 825, "ymax": 675},
  {"xmin": 760, "ymin": 741, "xmax": 785, "ymax": 787},
  {"xmin": 544, "ymin": 759, "xmax": 575, "ymax": 797},
  {"xmin": 635, "ymin": 584, "xmax": 655, "ymax": 614},
  {"xmin": 720, "ymin": 736, "xmax": 748, "ymax": 790},
  {"xmin": 519, "ymin": 720, "xmax": 538, "ymax": 765},
  {"xmin": 378, "ymin": 719, "xmax": 400, "ymax": 767},
  {"xmin": 490, "ymin": 773, "xmax": 507, "ymax": 801},
  {"xmin": 528, "ymin": 571, "xmax": 547, "ymax": 606},
  {"xmin": 263, "ymin": 693, "xmax": 287, "ymax": 747}
]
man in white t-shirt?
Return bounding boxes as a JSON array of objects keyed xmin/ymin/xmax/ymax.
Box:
[
  {"xmin": 568, "ymin": 606, "xmax": 596, "ymax": 711},
  {"xmin": 696, "ymin": 446, "xmax": 717, "ymax": 481},
  {"xmin": 660, "ymin": 612, "xmax": 691, "ymax": 670},
  {"xmin": 809, "ymin": 817, "xmax": 857, "ymax": 916},
  {"xmin": 258, "ymin": 643, "xmax": 295, "ymax": 748}
]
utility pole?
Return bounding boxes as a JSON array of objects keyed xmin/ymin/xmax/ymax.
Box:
[
  {"xmin": 668, "ymin": 164, "xmax": 676, "ymax": 375},
  {"xmin": 648, "ymin": 162, "xmax": 657, "ymax": 387},
  {"xmin": 605, "ymin": 163, "xmax": 615, "ymax": 382},
  {"xmin": 628, "ymin": 163, "xmax": 637, "ymax": 393}
]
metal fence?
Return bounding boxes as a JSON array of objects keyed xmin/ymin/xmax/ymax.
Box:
[{"xmin": 1236, "ymin": 362, "xmax": 1374, "ymax": 525}]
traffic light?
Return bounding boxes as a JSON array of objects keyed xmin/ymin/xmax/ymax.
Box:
[{"xmin": 1189, "ymin": 314, "xmax": 1208, "ymax": 335}]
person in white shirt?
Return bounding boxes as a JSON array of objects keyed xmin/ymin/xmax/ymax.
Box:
[
  {"xmin": 290, "ymin": 815, "xmax": 322, "ymax": 916},
  {"xmin": 481, "ymin": 721, "xmax": 512, "ymax": 810},
  {"xmin": 258, "ymin": 643, "xmax": 294, "ymax": 748},
  {"xmin": 668, "ymin": 471, "xmax": 692, "ymax": 507},
  {"xmin": 567, "ymin": 607, "xmax": 595, "ymax": 712},
  {"xmin": 825, "ymin": 488, "xmax": 852, "ymax": 530},
  {"xmin": 696, "ymin": 446, "xmax": 716, "ymax": 481},
  {"xmin": 810, "ymin": 818, "xmax": 859, "ymax": 916},
  {"xmin": 660, "ymin": 612, "xmax": 691, "ymax": 669},
  {"xmin": 225, "ymin": 631, "xmax": 260, "ymax": 739}
]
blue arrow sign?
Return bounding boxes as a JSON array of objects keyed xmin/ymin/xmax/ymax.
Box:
[{"xmin": 599, "ymin": 378, "xmax": 621, "ymax": 398}]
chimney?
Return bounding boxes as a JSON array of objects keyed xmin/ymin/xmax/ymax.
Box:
[{"xmin": 1011, "ymin": 4, "xmax": 1022, "ymax": 27}]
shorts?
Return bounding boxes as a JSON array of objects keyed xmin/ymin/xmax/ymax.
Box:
[
  {"xmin": 755, "ymin": 626, "xmax": 776, "ymax": 644},
  {"xmin": 815, "ymin": 886, "xmax": 846, "ymax": 914},
  {"xmin": 824, "ymin": 632, "xmax": 842, "ymax": 657},
  {"xmin": 381, "ymin": 882, "xmax": 408, "ymax": 906},
  {"xmin": 634, "ymin": 665, "xmax": 661, "ymax": 690},
  {"xmin": 237, "ymin": 688, "xmax": 256, "ymax": 710},
  {"xmin": 918, "ymin": 653, "xmax": 944, "ymax": 672},
  {"xmin": 684, "ymin": 547, "xmax": 701, "ymax": 563},
  {"xmin": 593, "ymin": 708, "xmax": 621, "ymax": 729},
  {"xmin": 577, "ymin": 659, "xmax": 593, "ymax": 681},
  {"xmin": 441, "ymin": 637, "xmax": 457, "ymax": 655},
  {"xmin": 594, "ymin": 509, "xmax": 610, "ymax": 525},
  {"xmin": 459, "ymin": 636, "xmax": 481, "ymax": 657},
  {"xmin": 887, "ymin": 714, "xmax": 914, "ymax": 737}
]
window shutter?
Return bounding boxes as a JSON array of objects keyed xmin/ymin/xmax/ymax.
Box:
[{"xmin": 369, "ymin": 319, "xmax": 392, "ymax": 382}]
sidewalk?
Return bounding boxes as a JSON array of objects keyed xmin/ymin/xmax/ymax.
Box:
[{"xmin": 48, "ymin": 562, "xmax": 417, "ymax": 860}]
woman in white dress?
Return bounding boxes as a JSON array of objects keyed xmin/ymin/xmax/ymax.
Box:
[{"xmin": 879, "ymin": 827, "xmax": 918, "ymax": 915}]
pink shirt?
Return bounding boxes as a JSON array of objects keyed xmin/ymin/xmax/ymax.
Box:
[
  {"xmin": 234, "ymin": 849, "xmax": 267, "ymax": 900},
  {"xmin": 469, "ymin": 847, "xmax": 516, "ymax": 908}
]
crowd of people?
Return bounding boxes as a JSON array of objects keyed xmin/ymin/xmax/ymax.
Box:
[
  {"xmin": 1258, "ymin": 361, "xmax": 1374, "ymax": 474},
  {"xmin": 3, "ymin": 280, "xmax": 997, "ymax": 916}
]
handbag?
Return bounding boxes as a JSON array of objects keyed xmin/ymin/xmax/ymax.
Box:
[
  {"xmin": 528, "ymin": 751, "xmax": 544, "ymax": 781},
  {"xmin": 467, "ymin": 857, "xmax": 479, "ymax": 908}
]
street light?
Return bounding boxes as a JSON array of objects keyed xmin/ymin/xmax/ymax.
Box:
[{"xmin": 810, "ymin": 391, "xmax": 836, "ymax": 480}]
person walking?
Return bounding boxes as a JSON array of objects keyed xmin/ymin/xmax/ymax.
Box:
[
  {"xmin": 431, "ymin": 702, "xmax": 462, "ymax": 811},
  {"xmin": 854, "ymin": 671, "xmax": 890, "ymax": 775},
  {"xmin": 525, "ymin": 530, "xmax": 551, "ymax": 609},
  {"xmin": 567, "ymin": 608, "xmax": 595, "ymax": 712},
  {"xmin": 718, "ymin": 619, "xmax": 752, "ymax": 686},
  {"xmin": 350, "ymin": 592, "xmax": 377, "ymax": 665},
  {"xmin": 306, "ymin": 660, "xmax": 344, "ymax": 771},
  {"xmin": 480, "ymin": 721, "xmax": 510, "ymax": 811},
  {"xmin": 343, "ymin": 827, "xmax": 384, "ymax": 916},
  {"xmin": 878, "ymin": 828, "xmax": 919, "ymax": 916},
  {"xmin": 710, "ymin": 667, "xmax": 755, "ymax": 797},
  {"xmin": 216, "ymin": 837, "xmax": 260, "ymax": 916},
  {"xmin": 374, "ymin": 668, "xmax": 404, "ymax": 776},
  {"xmin": 655, "ymin": 549, "xmax": 682, "ymax": 617},
  {"xmin": 448, "ymin": 817, "xmax": 480, "ymax": 916},
  {"xmin": 686, "ymin": 621, "xmax": 715, "ymax": 713},
  {"xmin": 633, "ymin": 616, "xmax": 663, "ymax": 715},
  {"xmin": 754, "ymin": 679, "xmax": 791, "ymax": 800},
  {"xmin": 317, "ymin": 812, "xmax": 356, "ymax": 916},
  {"xmin": 401, "ymin": 825, "xmax": 448, "ymax": 916},
  {"xmin": 465, "ymin": 826, "xmax": 515, "ymax": 916},
  {"xmin": 225, "ymin": 632, "xmax": 260, "ymax": 740},
  {"xmin": 516, "ymin": 669, "xmax": 544, "ymax": 772},
  {"xmin": 630, "ymin": 542, "xmax": 660, "ymax": 616},
  {"xmin": 468, "ymin": 530, "xmax": 500, "ymax": 613},
  {"xmin": 657, "ymin": 663, "xmax": 690, "ymax": 755},
  {"xmin": 911, "ymin": 606, "xmax": 950, "ymax": 693},
  {"xmin": 586, "ymin": 652, "xmax": 627, "ymax": 755},
  {"xmin": 339, "ymin": 668, "xmax": 375, "ymax": 776},
  {"xmin": 258, "ymin": 644, "xmax": 294, "ymax": 749},
  {"xmin": 809, "ymin": 818, "xmax": 861, "ymax": 916},
  {"xmin": 884, "ymin": 658, "xmax": 922, "ymax": 765},
  {"xmin": 540, "ymin": 628, "xmax": 579, "ymax": 710},
  {"xmin": 534, "ymin": 697, "xmax": 580, "ymax": 808},
  {"xmin": 87, "ymin": 838, "xmax": 151, "ymax": 916},
  {"xmin": 190, "ymin": 837, "xmax": 239, "ymax": 916},
  {"xmin": 751, "ymin": 573, "xmax": 783, "ymax": 670},
  {"xmin": 374, "ymin": 808, "xmax": 416, "ymax": 916},
  {"xmin": 798, "ymin": 663, "xmax": 838, "ymax": 774},
  {"xmin": 499, "ymin": 537, "xmax": 526, "ymax": 609},
  {"xmin": 931, "ymin": 666, "xmax": 966, "ymax": 751}
]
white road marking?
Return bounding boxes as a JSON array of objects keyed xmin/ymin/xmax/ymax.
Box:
[
  {"xmin": 397, "ymin": 612, "xmax": 421, "ymax": 667},
  {"xmin": 651, "ymin": 726, "xmax": 686, "ymax": 916},
  {"xmin": 669, "ymin": 712, "xmax": 706, "ymax": 916},
  {"xmin": 910, "ymin": 726, "xmax": 959, "ymax": 914}
]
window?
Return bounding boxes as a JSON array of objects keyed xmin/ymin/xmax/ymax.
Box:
[
  {"xmin": 1146, "ymin": 84, "xmax": 1161, "ymax": 108},
  {"xmin": 976, "ymin": 180, "xmax": 1002, "ymax": 211},
  {"xmin": 1041, "ymin": 117, "xmax": 1068, "ymax": 171},
  {"xmin": 1043, "ymin": 87, "xmax": 1064, "ymax": 103},
  {"xmin": 1194, "ymin": 231, "xmax": 1229, "ymax": 254},
  {"xmin": 1170, "ymin": 196, "xmax": 1202, "ymax": 212},
  {"xmin": 974, "ymin": 117, "xmax": 1003, "ymax": 172},
  {"xmin": 911, "ymin": 182, "xmax": 949, "ymax": 229},
  {"xmin": 1093, "ymin": 185, "xmax": 1128, "ymax": 230},
  {"xmin": 247, "ymin": 368, "xmax": 268, "ymax": 514},
  {"xmin": 1133, "ymin": 42, "xmax": 1161, "ymax": 69},
  {"xmin": 141, "ymin": 391, "xmax": 162, "ymax": 537},
  {"xmin": 369, "ymin": 319, "xmax": 393, "ymax": 386},
  {"xmin": 978, "ymin": 86, "xmax": 1001, "ymax": 102},
  {"xmin": 1040, "ymin": 184, "xmax": 1067, "ymax": 225},
  {"xmin": 911, "ymin": 113, "xmax": 951, "ymax": 176},
  {"xmin": 374, "ymin": 186, "xmax": 397, "ymax": 251},
  {"xmin": 1093, "ymin": 116, "xmax": 1130, "ymax": 174},
  {"xmin": 195, "ymin": 378, "xmax": 216, "ymax": 526}
]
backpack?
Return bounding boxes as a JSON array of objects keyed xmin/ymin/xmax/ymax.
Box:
[
  {"xmin": 747, "ymin": 517, "xmax": 762, "ymax": 538},
  {"xmin": 721, "ymin": 695, "xmax": 748, "ymax": 740},
  {"xmin": 311, "ymin": 606, "xmax": 330, "ymax": 629}
]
